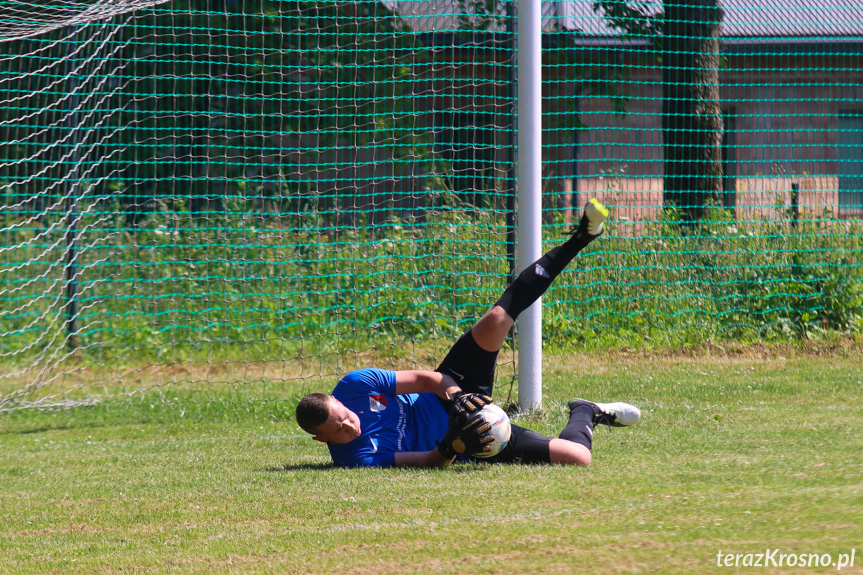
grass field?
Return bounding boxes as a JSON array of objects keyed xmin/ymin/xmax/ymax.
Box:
[{"xmin": 1, "ymin": 345, "xmax": 862, "ymax": 574}]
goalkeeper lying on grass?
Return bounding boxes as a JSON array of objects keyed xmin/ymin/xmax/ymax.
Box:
[{"xmin": 295, "ymin": 199, "xmax": 640, "ymax": 468}]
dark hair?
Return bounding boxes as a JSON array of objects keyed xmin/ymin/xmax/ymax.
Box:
[{"xmin": 296, "ymin": 393, "xmax": 333, "ymax": 434}]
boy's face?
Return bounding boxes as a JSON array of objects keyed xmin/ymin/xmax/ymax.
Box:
[{"xmin": 312, "ymin": 397, "xmax": 362, "ymax": 444}]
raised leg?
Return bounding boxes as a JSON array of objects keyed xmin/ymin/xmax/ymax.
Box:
[
  {"xmin": 438, "ymin": 199, "xmax": 608, "ymax": 395},
  {"xmin": 469, "ymin": 305, "xmax": 514, "ymax": 352},
  {"xmin": 492, "ymin": 198, "xmax": 608, "ymax": 322}
]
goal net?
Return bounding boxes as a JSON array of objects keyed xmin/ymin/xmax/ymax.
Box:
[
  {"xmin": 1, "ymin": 0, "xmax": 517, "ymax": 409},
  {"xmin": 1, "ymin": 0, "xmax": 861, "ymax": 410}
]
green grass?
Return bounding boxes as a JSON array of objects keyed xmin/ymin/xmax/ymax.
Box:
[{"xmin": 2, "ymin": 349, "xmax": 861, "ymax": 574}]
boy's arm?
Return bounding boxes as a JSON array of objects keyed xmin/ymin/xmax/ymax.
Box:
[
  {"xmin": 391, "ymin": 371, "xmax": 458, "ymax": 468},
  {"xmin": 393, "ymin": 370, "xmax": 461, "ymax": 400}
]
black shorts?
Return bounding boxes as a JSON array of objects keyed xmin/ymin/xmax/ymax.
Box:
[
  {"xmin": 435, "ymin": 329, "xmax": 499, "ymax": 396},
  {"xmin": 472, "ymin": 424, "xmax": 552, "ymax": 465},
  {"xmin": 437, "ymin": 330, "xmax": 554, "ymax": 465}
]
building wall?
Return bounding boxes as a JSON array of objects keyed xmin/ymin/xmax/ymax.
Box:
[
  {"xmin": 544, "ymin": 51, "xmax": 863, "ymax": 225},
  {"xmin": 257, "ymin": 48, "xmax": 861, "ymax": 225}
]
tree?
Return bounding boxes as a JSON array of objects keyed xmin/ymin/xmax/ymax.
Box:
[
  {"xmin": 2, "ymin": 0, "xmax": 726, "ymax": 224},
  {"xmin": 445, "ymin": 0, "xmax": 634, "ymax": 210},
  {"xmin": 594, "ymin": 0, "xmax": 725, "ymax": 224},
  {"xmin": 0, "ymin": 1, "xmax": 432, "ymax": 224},
  {"xmin": 120, "ymin": 0, "xmax": 432, "ymax": 222},
  {"xmin": 661, "ymin": 0, "xmax": 724, "ymax": 223}
]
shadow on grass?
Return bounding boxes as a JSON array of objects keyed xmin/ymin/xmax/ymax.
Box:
[
  {"xmin": 265, "ymin": 462, "xmax": 335, "ymax": 472},
  {"xmin": 2, "ymin": 420, "xmax": 116, "ymax": 435},
  {"xmin": 264, "ymin": 462, "xmax": 506, "ymax": 473}
]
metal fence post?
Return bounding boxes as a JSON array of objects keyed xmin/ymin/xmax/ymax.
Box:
[
  {"xmin": 65, "ymin": 26, "xmax": 81, "ymax": 351},
  {"xmin": 516, "ymin": 0, "xmax": 542, "ymax": 411}
]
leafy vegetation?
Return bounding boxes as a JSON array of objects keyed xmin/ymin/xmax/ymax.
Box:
[{"xmin": 3, "ymin": 203, "xmax": 861, "ymax": 375}]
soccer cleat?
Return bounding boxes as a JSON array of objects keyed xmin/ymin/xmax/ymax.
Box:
[
  {"xmin": 568, "ymin": 198, "xmax": 609, "ymax": 238},
  {"xmin": 567, "ymin": 399, "xmax": 640, "ymax": 428}
]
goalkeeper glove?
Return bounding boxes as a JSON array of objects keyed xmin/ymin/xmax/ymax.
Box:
[
  {"xmin": 436, "ymin": 412, "xmax": 495, "ymax": 459},
  {"xmin": 449, "ymin": 392, "xmax": 493, "ymax": 420}
]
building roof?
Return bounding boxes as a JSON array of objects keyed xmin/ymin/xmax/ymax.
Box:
[{"xmin": 388, "ymin": 0, "xmax": 863, "ymax": 40}]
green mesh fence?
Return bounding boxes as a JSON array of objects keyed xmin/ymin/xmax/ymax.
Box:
[{"xmin": 1, "ymin": 0, "xmax": 861, "ymax": 408}]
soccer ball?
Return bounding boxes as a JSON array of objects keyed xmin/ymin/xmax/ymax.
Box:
[{"xmin": 471, "ymin": 403, "xmax": 511, "ymax": 458}]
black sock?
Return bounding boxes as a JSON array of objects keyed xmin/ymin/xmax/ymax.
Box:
[
  {"xmin": 494, "ymin": 232, "xmax": 595, "ymax": 320},
  {"xmin": 558, "ymin": 403, "xmax": 596, "ymax": 451}
]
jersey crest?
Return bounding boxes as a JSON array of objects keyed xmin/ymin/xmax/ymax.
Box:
[{"xmin": 369, "ymin": 394, "xmax": 388, "ymax": 412}]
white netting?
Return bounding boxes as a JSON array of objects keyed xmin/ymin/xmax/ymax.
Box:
[
  {"xmin": 1, "ymin": 2, "xmax": 517, "ymax": 410},
  {"xmin": 1, "ymin": 16, "xmax": 143, "ymax": 408},
  {"xmin": 0, "ymin": 0, "xmax": 170, "ymax": 40}
]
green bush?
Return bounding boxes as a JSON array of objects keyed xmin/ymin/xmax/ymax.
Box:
[{"xmin": 2, "ymin": 204, "xmax": 861, "ymax": 368}]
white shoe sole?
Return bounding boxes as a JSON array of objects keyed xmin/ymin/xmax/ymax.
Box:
[{"xmin": 593, "ymin": 401, "xmax": 640, "ymax": 426}]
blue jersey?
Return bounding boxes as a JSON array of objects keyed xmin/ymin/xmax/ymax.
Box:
[{"xmin": 327, "ymin": 368, "xmax": 449, "ymax": 468}]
